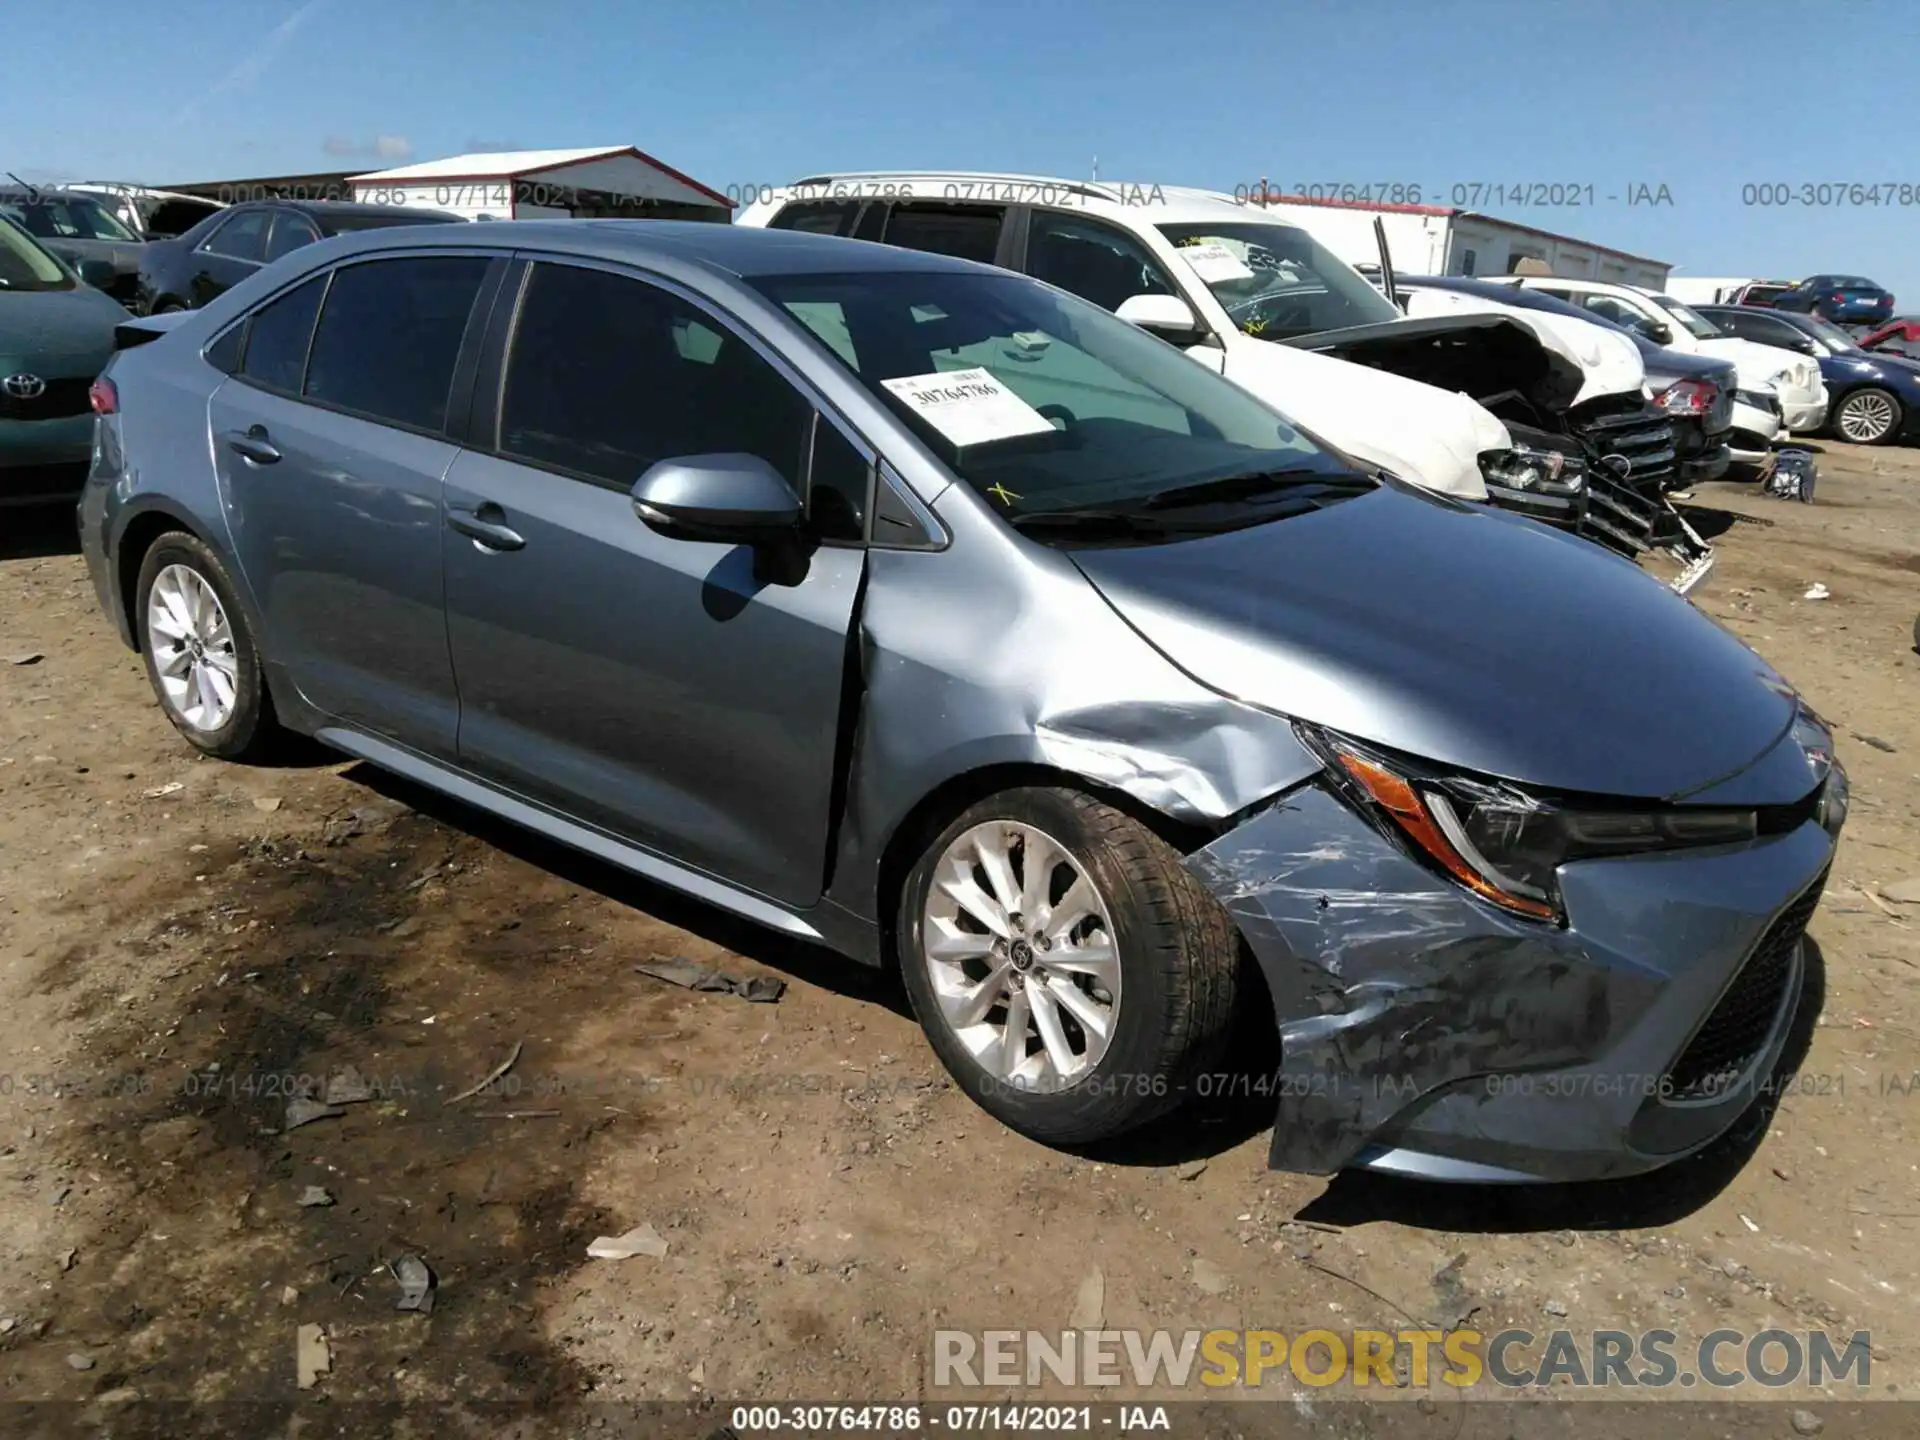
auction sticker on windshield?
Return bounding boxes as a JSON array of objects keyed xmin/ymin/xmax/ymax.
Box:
[
  {"xmin": 1176, "ymin": 242, "xmax": 1256, "ymax": 284},
  {"xmin": 881, "ymin": 367, "xmax": 1056, "ymax": 448}
]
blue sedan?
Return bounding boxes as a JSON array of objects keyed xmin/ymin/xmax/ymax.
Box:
[
  {"xmin": 1701, "ymin": 305, "xmax": 1920, "ymax": 445},
  {"xmin": 1770, "ymin": 274, "xmax": 1896, "ymax": 326}
]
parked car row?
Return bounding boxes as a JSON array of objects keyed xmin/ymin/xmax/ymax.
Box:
[
  {"xmin": 738, "ymin": 176, "xmax": 1728, "ymax": 588},
  {"xmin": 78, "ymin": 217, "xmax": 1849, "ymax": 1186},
  {"xmin": 1667, "ymin": 273, "xmax": 1898, "ymax": 325}
]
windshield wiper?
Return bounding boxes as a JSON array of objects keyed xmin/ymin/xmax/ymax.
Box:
[
  {"xmin": 1005, "ymin": 508, "xmax": 1218, "ymax": 539},
  {"xmin": 1138, "ymin": 466, "xmax": 1375, "ymax": 511}
]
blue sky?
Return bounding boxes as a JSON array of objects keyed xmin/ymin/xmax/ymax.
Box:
[{"xmin": 10, "ymin": 0, "xmax": 1918, "ymax": 300}]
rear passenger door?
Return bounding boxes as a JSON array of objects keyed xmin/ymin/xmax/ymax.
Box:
[
  {"xmin": 208, "ymin": 251, "xmax": 501, "ymax": 756},
  {"xmin": 439, "ymin": 258, "xmax": 870, "ymax": 907},
  {"xmin": 189, "ymin": 208, "xmax": 273, "ymax": 307}
]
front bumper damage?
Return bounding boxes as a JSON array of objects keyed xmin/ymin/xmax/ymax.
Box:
[{"xmin": 1185, "ymin": 777, "xmax": 1838, "ymax": 1183}]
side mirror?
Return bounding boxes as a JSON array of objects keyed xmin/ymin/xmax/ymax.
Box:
[
  {"xmin": 77, "ymin": 257, "xmax": 118, "ymax": 290},
  {"xmin": 1115, "ymin": 293, "xmax": 1203, "ymax": 341},
  {"xmin": 1648, "ymin": 322, "xmax": 1674, "ymax": 345},
  {"xmin": 1789, "ymin": 337, "xmax": 1819, "ymax": 356},
  {"xmin": 630, "ymin": 453, "xmax": 802, "ymax": 539}
]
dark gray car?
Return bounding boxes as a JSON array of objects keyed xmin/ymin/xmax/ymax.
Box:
[{"xmin": 79, "ymin": 221, "xmax": 1846, "ymax": 1184}]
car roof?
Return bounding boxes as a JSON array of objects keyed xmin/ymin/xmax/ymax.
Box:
[
  {"xmin": 775, "ymin": 171, "xmax": 1287, "ymax": 227},
  {"xmin": 302, "ymin": 217, "xmax": 1000, "ymax": 279}
]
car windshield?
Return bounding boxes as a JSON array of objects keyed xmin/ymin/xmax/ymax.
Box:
[
  {"xmin": 1827, "ymin": 276, "xmax": 1876, "ymax": 290},
  {"xmin": 749, "ymin": 268, "xmax": 1368, "ymax": 524},
  {"xmin": 1154, "ymin": 221, "xmax": 1399, "ymax": 339},
  {"xmin": 0, "ymin": 216, "xmax": 75, "ymax": 292},
  {"xmin": 1649, "ymin": 295, "xmax": 1724, "ymax": 340},
  {"xmin": 5, "ymin": 194, "xmax": 138, "ymax": 242},
  {"xmin": 1793, "ymin": 314, "xmax": 1862, "ymax": 351}
]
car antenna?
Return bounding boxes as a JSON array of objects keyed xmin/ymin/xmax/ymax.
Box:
[{"xmin": 5, "ymin": 171, "xmax": 41, "ymax": 201}]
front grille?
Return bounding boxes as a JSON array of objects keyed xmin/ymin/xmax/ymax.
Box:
[
  {"xmin": 1664, "ymin": 872, "xmax": 1825, "ymax": 1102},
  {"xmin": 1736, "ymin": 389, "xmax": 1784, "ymax": 418},
  {"xmin": 0, "ymin": 377, "xmax": 94, "ymax": 421},
  {"xmin": 1568, "ymin": 397, "xmax": 1679, "ymax": 557}
]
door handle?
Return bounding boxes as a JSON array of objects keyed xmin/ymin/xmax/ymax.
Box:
[
  {"xmin": 447, "ymin": 505, "xmax": 526, "ymax": 552},
  {"xmin": 225, "ymin": 425, "xmax": 281, "ymax": 465}
]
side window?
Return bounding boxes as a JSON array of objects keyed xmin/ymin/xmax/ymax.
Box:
[
  {"xmin": 499, "ymin": 263, "xmax": 813, "ymax": 495},
  {"xmin": 237, "ymin": 274, "xmax": 327, "ymax": 393},
  {"xmin": 303, "ymin": 255, "xmax": 491, "ymax": 432},
  {"xmin": 806, "ymin": 417, "xmax": 870, "ymax": 542},
  {"xmin": 768, "ymin": 201, "xmax": 861, "ymax": 237},
  {"xmin": 1026, "ymin": 212, "xmax": 1178, "ymax": 314},
  {"xmin": 200, "ymin": 210, "xmax": 271, "ymax": 262},
  {"xmin": 263, "ymin": 212, "xmax": 321, "ymax": 263},
  {"xmin": 879, "ymin": 203, "xmax": 1006, "ymax": 264},
  {"xmin": 204, "ymin": 322, "xmax": 246, "ymax": 375},
  {"xmin": 1580, "ymin": 294, "xmax": 1646, "ymax": 330}
]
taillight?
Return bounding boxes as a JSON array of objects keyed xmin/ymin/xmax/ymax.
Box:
[
  {"xmin": 89, "ymin": 377, "xmax": 118, "ymax": 416},
  {"xmin": 1655, "ymin": 378, "xmax": 1716, "ymax": 416},
  {"xmin": 1831, "ymin": 293, "xmax": 1845, "ymax": 303}
]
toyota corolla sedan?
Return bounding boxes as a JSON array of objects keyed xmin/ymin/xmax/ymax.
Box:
[{"xmin": 79, "ymin": 222, "xmax": 1846, "ymax": 1184}]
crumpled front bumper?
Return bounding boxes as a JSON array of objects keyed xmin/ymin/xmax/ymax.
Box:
[{"xmin": 1185, "ymin": 772, "xmax": 1839, "ymax": 1184}]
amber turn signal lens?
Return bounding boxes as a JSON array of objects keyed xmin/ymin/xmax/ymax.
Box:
[{"xmin": 1335, "ymin": 750, "xmax": 1558, "ymax": 921}]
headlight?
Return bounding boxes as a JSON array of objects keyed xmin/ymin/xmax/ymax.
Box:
[
  {"xmin": 1478, "ymin": 445, "xmax": 1587, "ymax": 496},
  {"xmin": 1304, "ymin": 729, "xmax": 1762, "ymax": 924}
]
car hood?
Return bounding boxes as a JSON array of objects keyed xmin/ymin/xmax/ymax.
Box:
[
  {"xmin": 1396, "ymin": 288, "xmax": 1646, "ymax": 405},
  {"xmin": 1069, "ymin": 483, "xmax": 1797, "ymax": 800},
  {"xmin": 0, "ymin": 286, "xmax": 126, "ymax": 374},
  {"xmin": 1206, "ymin": 340, "xmax": 1505, "ymax": 501},
  {"xmin": 1697, "ymin": 337, "xmax": 1818, "ymax": 392}
]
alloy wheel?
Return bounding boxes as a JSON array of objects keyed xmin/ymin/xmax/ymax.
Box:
[
  {"xmin": 146, "ymin": 563, "xmax": 239, "ymax": 732},
  {"xmin": 920, "ymin": 820, "xmax": 1120, "ymax": 1091},
  {"xmin": 1837, "ymin": 390, "xmax": 1896, "ymax": 443}
]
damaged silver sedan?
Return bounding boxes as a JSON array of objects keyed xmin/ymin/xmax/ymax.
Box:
[{"xmin": 81, "ymin": 221, "xmax": 1846, "ymax": 1184}]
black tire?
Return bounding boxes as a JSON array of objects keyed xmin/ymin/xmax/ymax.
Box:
[
  {"xmin": 134, "ymin": 531, "xmax": 282, "ymax": 761},
  {"xmin": 1831, "ymin": 387, "xmax": 1902, "ymax": 446},
  {"xmin": 896, "ymin": 786, "xmax": 1240, "ymax": 1145}
]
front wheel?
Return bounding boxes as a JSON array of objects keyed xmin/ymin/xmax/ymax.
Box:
[
  {"xmin": 1832, "ymin": 387, "xmax": 1902, "ymax": 445},
  {"xmin": 896, "ymin": 787, "xmax": 1240, "ymax": 1145}
]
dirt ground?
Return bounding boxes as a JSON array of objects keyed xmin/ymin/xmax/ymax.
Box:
[{"xmin": 1, "ymin": 442, "xmax": 1917, "ymax": 1438}]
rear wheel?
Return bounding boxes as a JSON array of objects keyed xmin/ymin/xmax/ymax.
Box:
[
  {"xmin": 896, "ymin": 786, "xmax": 1240, "ymax": 1145},
  {"xmin": 1833, "ymin": 387, "xmax": 1901, "ymax": 445},
  {"xmin": 135, "ymin": 532, "xmax": 282, "ymax": 761}
]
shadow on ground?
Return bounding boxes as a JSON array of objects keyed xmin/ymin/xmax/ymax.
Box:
[{"xmin": 0, "ymin": 501, "xmax": 83, "ymax": 561}]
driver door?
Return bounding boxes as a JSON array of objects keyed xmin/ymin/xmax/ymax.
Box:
[{"xmin": 441, "ymin": 259, "xmax": 869, "ymax": 908}]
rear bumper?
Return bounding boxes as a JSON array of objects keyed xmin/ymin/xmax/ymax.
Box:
[
  {"xmin": 1188, "ymin": 760, "xmax": 1842, "ymax": 1184},
  {"xmin": 1679, "ymin": 443, "xmax": 1732, "ymax": 483}
]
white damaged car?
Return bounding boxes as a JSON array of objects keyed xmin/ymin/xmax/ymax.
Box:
[{"xmin": 737, "ymin": 175, "xmax": 1692, "ymax": 581}]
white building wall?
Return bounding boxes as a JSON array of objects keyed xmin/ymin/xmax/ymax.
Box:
[
  {"xmin": 351, "ymin": 179, "xmax": 498, "ymax": 220},
  {"xmin": 1467, "ymin": 218, "xmax": 1669, "ymax": 288},
  {"xmin": 1233, "ymin": 201, "xmax": 1671, "ymax": 289}
]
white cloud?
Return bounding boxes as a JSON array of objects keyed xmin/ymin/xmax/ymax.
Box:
[
  {"xmin": 322, "ymin": 134, "xmax": 414, "ymax": 161},
  {"xmin": 170, "ymin": 0, "xmax": 333, "ymax": 126}
]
